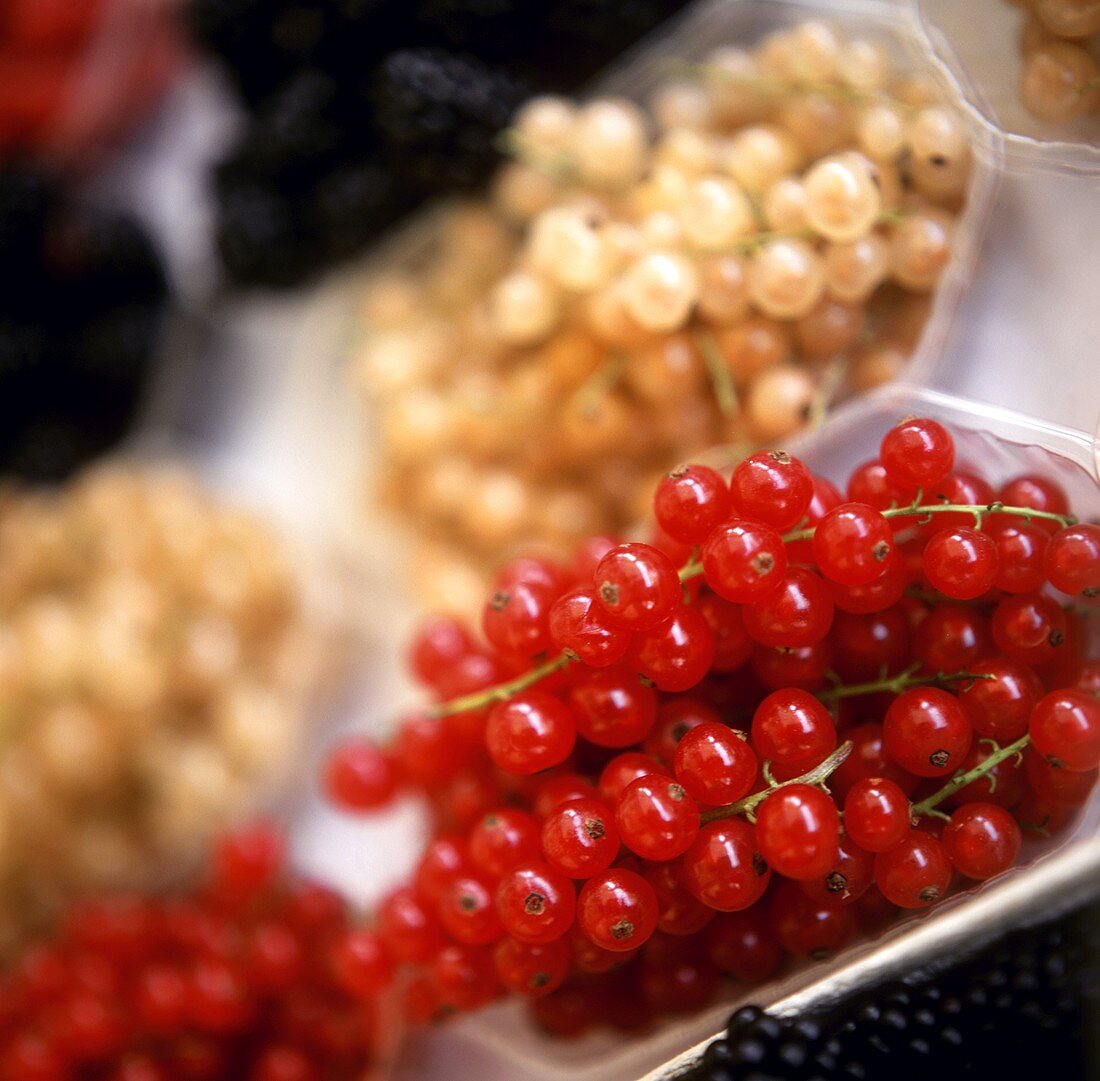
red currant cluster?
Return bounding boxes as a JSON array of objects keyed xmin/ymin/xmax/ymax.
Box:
[
  {"xmin": 0, "ymin": 826, "xmax": 389, "ymax": 1081},
  {"xmin": 322, "ymin": 417, "xmax": 1100, "ymax": 1038}
]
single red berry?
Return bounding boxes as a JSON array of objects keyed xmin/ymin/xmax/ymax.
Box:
[
  {"xmin": 244, "ymin": 921, "xmax": 304, "ymax": 992},
  {"xmin": 830, "ymin": 608, "xmax": 910, "ymax": 683},
  {"xmin": 616, "ymin": 777, "xmax": 700, "ymax": 861},
  {"xmin": 1029, "ymin": 689, "xmax": 1100, "ymax": 772},
  {"xmin": 494, "ymin": 555, "xmax": 568, "ymax": 596},
  {"xmin": 846, "ymin": 459, "xmax": 914, "ymax": 513},
  {"xmin": 697, "ymin": 592, "xmax": 754, "ymax": 671},
  {"xmin": 743, "ymin": 567, "xmax": 834, "ymax": 648},
  {"xmin": 485, "ymin": 691, "xmax": 576, "ymax": 775},
  {"xmin": 134, "ymin": 964, "xmax": 188, "ymax": 1034},
  {"xmin": 429, "ymin": 944, "xmax": 499, "ymax": 1011},
  {"xmin": 533, "ymin": 773, "xmax": 600, "ymax": 818},
  {"xmin": 985, "ymin": 519, "xmax": 1049, "ymax": 594},
  {"xmin": 798, "ymin": 834, "xmax": 874, "ymax": 906},
  {"xmin": 469, "ymin": 809, "xmax": 542, "ymax": 880},
  {"xmin": 577, "ymin": 869, "xmax": 659, "ymax": 952},
  {"xmin": 643, "ymin": 860, "xmax": 716, "ymax": 936},
  {"xmin": 883, "ymin": 687, "xmax": 972, "ymax": 777},
  {"xmin": 682, "ymin": 819, "xmax": 771, "ymax": 912},
  {"xmin": 638, "ymin": 935, "xmax": 721, "ymax": 1014},
  {"xmin": 394, "ymin": 711, "xmax": 471, "ymax": 787},
  {"xmin": 812, "ymin": 503, "xmax": 894, "ymax": 587},
  {"xmin": 330, "ymin": 928, "xmax": 394, "ymax": 998},
  {"xmin": 492, "ymin": 937, "xmax": 569, "ymax": 998},
  {"xmin": 768, "ymin": 881, "xmax": 856, "ymax": 958},
  {"xmin": 880, "ymin": 416, "xmax": 954, "ymax": 490},
  {"xmin": 701, "ymin": 520, "xmax": 788, "ymax": 603},
  {"xmin": 630, "ymin": 604, "xmax": 715, "ymax": 692},
  {"xmin": 377, "ymin": 887, "xmax": 447, "ymax": 964},
  {"xmin": 414, "ymin": 834, "xmax": 471, "ymax": 906},
  {"xmin": 654, "ymin": 464, "xmax": 731, "ymax": 544},
  {"xmin": 942, "ymin": 803, "xmax": 1021, "ymax": 880},
  {"xmin": 530, "ymin": 985, "xmax": 598, "ymax": 1037},
  {"xmin": 706, "ymin": 909, "xmax": 781, "ymax": 982},
  {"xmin": 729, "ymin": 450, "xmax": 814, "ymax": 531},
  {"xmin": 645, "ymin": 697, "xmax": 720, "ymax": 763},
  {"xmin": 1045, "ymin": 524, "xmax": 1100, "ymax": 596},
  {"xmin": 996, "ymin": 474, "xmax": 1069, "ymax": 525},
  {"xmin": 570, "ymin": 536, "xmax": 619, "ymax": 584},
  {"xmin": 829, "ymin": 549, "xmax": 909, "ymax": 614},
  {"xmin": 211, "ymin": 823, "xmax": 284, "ymax": 904},
  {"xmin": 957, "ymin": 658, "xmax": 1043, "ymax": 742},
  {"xmin": 873, "ymin": 831, "xmax": 952, "ymax": 908},
  {"xmin": 674, "ymin": 722, "xmax": 758, "ymax": 806},
  {"xmin": 755, "ymin": 784, "xmax": 840, "ymax": 881},
  {"xmin": 923, "ymin": 527, "xmax": 999, "ymax": 599},
  {"xmin": 914, "ymin": 604, "xmax": 993, "ymax": 674},
  {"xmin": 322, "ymin": 739, "xmax": 397, "ymax": 812},
  {"xmin": 598, "ymin": 752, "xmax": 672, "ymax": 804},
  {"xmin": 1025, "ymin": 751, "xmax": 1098, "ymax": 806},
  {"xmin": 566, "ymin": 922, "xmax": 632, "ymax": 973},
  {"xmin": 495, "ymin": 864, "xmax": 576, "ymax": 944},
  {"xmin": 924, "ymin": 471, "xmax": 995, "ymax": 532},
  {"xmin": 187, "ymin": 959, "xmax": 253, "ymax": 1033},
  {"xmin": 439, "ymin": 875, "xmax": 504, "ymax": 946},
  {"xmin": 540, "ymin": 798, "xmax": 620, "ymax": 878},
  {"xmin": 567, "ymin": 666, "xmax": 658, "ymax": 748},
  {"xmin": 0, "ymin": 1034, "xmax": 69, "ymax": 1081},
  {"xmin": 548, "ymin": 588, "xmax": 631, "ymax": 667},
  {"xmin": 843, "ymin": 777, "xmax": 911, "ymax": 852},
  {"xmin": 408, "ymin": 615, "xmax": 475, "ymax": 689},
  {"xmin": 752, "ymin": 641, "xmax": 833, "ymax": 692},
  {"xmin": 751, "ymin": 688, "xmax": 836, "ymax": 769},
  {"xmin": 991, "ymin": 592, "xmax": 1068, "ymax": 665},
  {"xmin": 593, "ymin": 543, "xmax": 680, "ymax": 632},
  {"xmin": 482, "ymin": 580, "xmax": 555, "ymax": 658}
]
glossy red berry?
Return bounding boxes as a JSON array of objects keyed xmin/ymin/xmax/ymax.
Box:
[
  {"xmin": 1029, "ymin": 689, "xmax": 1100, "ymax": 772},
  {"xmin": 874, "ymin": 831, "xmax": 952, "ymax": 908},
  {"xmin": 495, "ymin": 864, "xmax": 576, "ymax": 944},
  {"xmin": 843, "ymin": 777, "xmax": 911, "ymax": 853},
  {"xmin": 701, "ymin": 520, "xmax": 788, "ymax": 603},
  {"xmin": 751, "ymin": 689, "xmax": 836, "ymax": 769},
  {"xmin": 644, "ymin": 697, "xmax": 720, "ymax": 764},
  {"xmin": 674, "ymin": 723, "xmax": 758, "ymax": 806},
  {"xmin": 377, "ymin": 887, "xmax": 447, "ymax": 964},
  {"xmin": 616, "ymin": 777, "xmax": 700, "ymax": 861},
  {"xmin": 643, "ymin": 860, "xmax": 715, "ymax": 936},
  {"xmin": 414, "ymin": 834, "xmax": 471, "ymax": 906},
  {"xmin": 942, "ymin": 803, "xmax": 1021, "ymax": 880},
  {"xmin": 1045, "ymin": 524, "xmax": 1100, "ymax": 596},
  {"xmin": 743, "ymin": 567, "xmax": 834, "ymax": 648},
  {"xmin": 597, "ymin": 752, "xmax": 671, "ymax": 804},
  {"xmin": 654, "ymin": 464, "xmax": 731, "ymax": 544},
  {"xmin": 830, "ymin": 608, "xmax": 910, "ymax": 683},
  {"xmin": 534, "ymin": 773, "xmax": 600, "ymax": 818},
  {"xmin": 986, "ymin": 519, "xmax": 1049, "ymax": 594},
  {"xmin": 439, "ymin": 875, "xmax": 504, "ymax": 945},
  {"xmin": 914, "ymin": 604, "xmax": 993, "ymax": 673},
  {"xmin": 755, "ymin": 784, "xmax": 840, "ymax": 881},
  {"xmin": 996, "ymin": 474, "xmax": 1069, "ymax": 523},
  {"xmin": 846, "ymin": 459, "xmax": 914, "ymax": 512},
  {"xmin": 482, "ymin": 580, "xmax": 554, "ymax": 658},
  {"xmin": 829, "ymin": 722, "xmax": 919, "ymax": 800},
  {"xmin": 829, "ymin": 549, "xmax": 909, "ymax": 614},
  {"xmin": 330, "ymin": 928, "xmax": 394, "ymax": 998},
  {"xmin": 631, "ymin": 604, "xmax": 715, "ymax": 692},
  {"xmin": 492, "ymin": 937, "xmax": 569, "ymax": 997},
  {"xmin": 786, "ymin": 474, "xmax": 843, "ymax": 563},
  {"xmin": 485, "ymin": 691, "xmax": 576, "ymax": 775},
  {"xmin": 577, "ymin": 869, "xmax": 659, "ymax": 952},
  {"xmin": 697, "ymin": 593, "xmax": 754, "ymax": 671},
  {"xmin": 812, "ymin": 503, "xmax": 894, "ymax": 586},
  {"xmin": 769, "ymin": 881, "xmax": 856, "ymax": 958},
  {"xmin": 924, "ymin": 471, "xmax": 995, "ymax": 532},
  {"xmin": 593, "ymin": 543, "xmax": 680, "ymax": 632},
  {"xmin": 883, "ymin": 687, "xmax": 972, "ymax": 777},
  {"xmin": 322, "ymin": 739, "xmax": 397, "ymax": 812},
  {"xmin": 548, "ymin": 588, "xmax": 631, "ymax": 667},
  {"xmin": 943, "ymin": 739, "xmax": 1026, "ymax": 810},
  {"xmin": 468, "ymin": 810, "xmax": 542, "ymax": 880},
  {"xmin": 567, "ymin": 667, "xmax": 657, "ymax": 748},
  {"xmin": 430, "ymin": 944, "xmax": 499, "ymax": 1011},
  {"xmin": 880, "ymin": 416, "xmax": 954, "ymax": 490},
  {"xmin": 706, "ymin": 909, "xmax": 781, "ymax": 983},
  {"xmin": 957, "ymin": 658, "xmax": 1043, "ymax": 742},
  {"xmin": 409, "ymin": 615, "xmax": 475, "ymax": 688},
  {"xmin": 540, "ymin": 799, "xmax": 620, "ymax": 878},
  {"xmin": 798, "ymin": 834, "xmax": 873, "ymax": 906},
  {"xmin": 923, "ymin": 527, "xmax": 999, "ymax": 600},
  {"xmin": 991, "ymin": 592, "xmax": 1068, "ymax": 665},
  {"xmin": 211, "ymin": 824, "xmax": 284, "ymax": 904},
  {"xmin": 682, "ymin": 819, "xmax": 771, "ymax": 912},
  {"xmin": 729, "ymin": 450, "xmax": 814, "ymax": 531},
  {"xmin": 1025, "ymin": 752, "xmax": 1098, "ymax": 805}
]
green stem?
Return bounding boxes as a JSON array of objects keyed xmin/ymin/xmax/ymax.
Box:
[
  {"xmin": 701, "ymin": 740, "xmax": 853, "ymax": 825},
  {"xmin": 910, "ymin": 734, "xmax": 1031, "ymax": 818},
  {"xmin": 427, "ymin": 654, "xmax": 572, "ymax": 718},
  {"xmin": 695, "ymin": 329, "xmax": 740, "ymax": 419},
  {"xmin": 817, "ymin": 663, "xmax": 993, "ymax": 703}
]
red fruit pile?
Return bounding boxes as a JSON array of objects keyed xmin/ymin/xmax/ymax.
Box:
[
  {"xmin": 322, "ymin": 418, "xmax": 1100, "ymax": 1039},
  {"xmin": 0, "ymin": 826, "xmax": 388, "ymax": 1081}
]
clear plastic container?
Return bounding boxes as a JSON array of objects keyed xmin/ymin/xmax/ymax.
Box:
[
  {"xmin": 912, "ymin": 0, "xmax": 1100, "ymax": 177},
  {"xmin": 391, "ymin": 380, "xmax": 1100, "ymax": 1081}
]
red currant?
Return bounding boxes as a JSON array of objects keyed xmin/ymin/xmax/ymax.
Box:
[
  {"xmin": 914, "ymin": 603, "xmax": 992, "ymax": 673},
  {"xmin": 743, "ymin": 567, "xmax": 835, "ymax": 648},
  {"xmin": 991, "ymin": 592, "xmax": 1068, "ymax": 665},
  {"xmin": 674, "ymin": 722, "xmax": 757, "ymax": 806},
  {"xmin": 769, "ymin": 881, "xmax": 856, "ymax": 959},
  {"xmin": 495, "ymin": 864, "xmax": 576, "ymax": 944},
  {"xmin": 843, "ymin": 777, "xmax": 911, "ymax": 853},
  {"xmin": 812, "ymin": 503, "xmax": 894, "ymax": 587},
  {"xmin": 829, "ymin": 549, "xmax": 909, "ymax": 614},
  {"xmin": 923, "ymin": 527, "xmax": 999, "ymax": 600},
  {"xmin": 468, "ymin": 809, "xmax": 542, "ymax": 880},
  {"xmin": 986, "ymin": 519, "xmax": 1049, "ymax": 594},
  {"xmin": 701, "ymin": 520, "xmax": 788, "ymax": 603},
  {"xmin": 957, "ymin": 658, "xmax": 1043, "ymax": 741},
  {"xmin": 631, "ymin": 604, "xmax": 715, "ymax": 692},
  {"xmin": 755, "ymin": 784, "xmax": 840, "ymax": 881},
  {"xmin": 409, "ymin": 615, "xmax": 475, "ymax": 689},
  {"xmin": 873, "ymin": 831, "xmax": 952, "ymax": 908},
  {"xmin": 597, "ymin": 752, "xmax": 671, "ymax": 803},
  {"xmin": 322, "ymin": 739, "xmax": 397, "ymax": 812},
  {"xmin": 830, "ymin": 608, "xmax": 910, "ymax": 683},
  {"xmin": 996, "ymin": 474, "xmax": 1069, "ymax": 525},
  {"xmin": 329, "ymin": 929, "xmax": 394, "ymax": 998},
  {"xmin": 880, "ymin": 416, "xmax": 954, "ymax": 490},
  {"xmin": 830, "ymin": 721, "xmax": 920, "ymax": 800},
  {"xmin": 682, "ymin": 819, "xmax": 771, "ymax": 912},
  {"xmin": 482, "ymin": 580, "xmax": 555, "ymax": 658},
  {"xmin": 414, "ymin": 834, "xmax": 471, "ymax": 906},
  {"xmin": 1029, "ymin": 689, "xmax": 1100, "ymax": 771},
  {"xmin": 430, "ymin": 944, "xmax": 499, "ymax": 1011},
  {"xmin": 567, "ymin": 667, "xmax": 657, "ymax": 748},
  {"xmin": 752, "ymin": 641, "xmax": 833, "ymax": 691},
  {"xmin": 730, "ymin": 450, "xmax": 814, "ymax": 531},
  {"xmin": 616, "ymin": 777, "xmax": 700, "ymax": 861},
  {"xmin": 377, "ymin": 887, "xmax": 446, "ymax": 964},
  {"xmin": 439, "ymin": 875, "xmax": 504, "ymax": 946},
  {"xmin": 548, "ymin": 588, "xmax": 631, "ymax": 667},
  {"xmin": 751, "ymin": 689, "xmax": 836, "ymax": 769},
  {"xmin": 942, "ymin": 802, "xmax": 1020, "ymax": 880},
  {"xmin": 643, "ymin": 860, "xmax": 715, "ymax": 936},
  {"xmin": 846, "ymin": 459, "xmax": 914, "ymax": 513},
  {"xmin": 485, "ymin": 692, "xmax": 576, "ymax": 776},
  {"xmin": 706, "ymin": 909, "xmax": 781, "ymax": 983},
  {"xmin": 534, "ymin": 773, "xmax": 600, "ymax": 818},
  {"xmin": 593, "ymin": 543, "xmax": 680, "ymax": 632},
  {"xmin": 577, "ymin": 869, "xmax": 659, "ymax": 952},
  {"xmin": 653, "ymin": 464, "xmax": 731, "ymax": 544},
  {"xmin": 540, "ymin": 799, "xmax": 620, "ymax": 878},
  {"xmin": 1025, "ymin": 751, "xmax": 1098, "ymax": 805},
  {"xmin": 1045, "ymin": 524, "xmax": 1100, "ymax": 596},
  {"xmin": 883, "ymin": 687, "xmax": 972, "ymax": 777},
  {"xmin": 492, "ymin": 937, "xmax": 569, "ymax": 998},
  {"xmin": 697, "ymin": 592, "xmax": 754, "ymax": 671},
  {"xmin": 798, "ymin": 834, "xmax": 873, "ymax": 906},
  {"xmin": 786, "ymin": 474, "xmax": 843, "ymax": 563}
]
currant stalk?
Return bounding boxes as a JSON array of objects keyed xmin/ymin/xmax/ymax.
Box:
[
  {"xmin": 909, "ymin": 733, "xmax": 1031, "ymax": 819},
  {"xmin": 816, "ymin": 663, "xmax": 994, "ymax": 703},
  {"xmin": 427, "ymin": 654, "xmax": 573, "ymax": 719},
  {"xmin": 701, "ymin": 739, "xmax": 853, "ymax": 825}
]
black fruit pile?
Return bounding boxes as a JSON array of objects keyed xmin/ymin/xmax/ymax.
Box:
[
  {"xmin": 0, "ymin": 166, "xmax": 167, "ymax": 482},
  {"xmin": 688, "ymin": 893, "xmax": 1100, "ymax": 1081},
  {"xmin": 187, "ymin": 0, "xmax": 688, "ymax": 287}
]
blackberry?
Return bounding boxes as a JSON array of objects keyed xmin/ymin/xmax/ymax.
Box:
[{"xmin": 372, "ymin": 47, "xmax": 529, "ymax": 191}]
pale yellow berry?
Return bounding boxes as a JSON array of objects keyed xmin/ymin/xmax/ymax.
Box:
[
  {"xmin": 1020, "ymin": 43, "xmax": 1099, "ymax": 123},
  {"xmin": 655, "ymin": 128, "xmax": 717, "ymax": 175},
  {"xmin": 639, "ymin": 210, "xmax": 685, "ymax": 250},
  {"xmin": 461, "ymin": 470, "xmax": 530, "ymax": 549},
  {"xmin": 513, "ymin": 96, "xmax": 576, "ymax": 165},
  {"xmin": 890, "ymin": 209, "xmax": 954, "ymax": 291},
  {"xmin": 680, "ymin": 176, "xmax": 756, "ymax": 249},
  {"xmin": 651, "ymin": 81, "xmax": 711, "ymax": 131},
  {"xmin": 696, "ymin": 254, "xmax": 751, "ymax": 325},
  {"xmin": 620, "ymin": 251, "xmax": 700, "ymax": 333},
  {"xmin": 908, "ymin": 107, "xmax": 971, "ymax": 200},
  {"xmin": 851, "ymin": 343, "xmax": 907, "ymax": 390},
  {"xmin": 722, "ymin": 125, "xmax": 801, "ymax": 192},
  {"xmin": 803, "ymin": 154, "xmax": 882, "ymax": 242},
  {"xmin": 746, "ymin": 239, "xmax": 826, "ymax": 319},
  {"xmin": 824, "ymin": 235, "xmax": 890, "ymax": 303},
  {"xmin": 795, "ymin": 297, "xmax": 863, "ymax": 359},
  {"xmin": 488, "ymin": 271, "xmax": 561, "ymax": 344},
  {"xmin": 745, "ymin": 365, "xmax": 816, "ymax": 440},
  {"xmin": 779, "ymin": 91, "xmax": 853, "ymax": 158},
  {"xmin": 704, "ymin": 47, "xmax": 768, "ymax": 127},
  {"xmin": 381, "ymin": 389, "xmax": 454, "ymax": 460},
  {"xmin": 787, "ymin": 21, "xmax": 842, "ymax": 82},
  {"xmin": 838, "ymin": 38, "xmax": 889, "ymax": 92},
  {"xmin": 858, "ymin": 104, "xmax": 906, "ymax": 161},
  {"xmin": 572, "ymin": 99, "xmax": 649, "ymax": 189},
  {"xmin": 492, "ymin": 162, "xmax": 561, "ymax": 222},
  {"xmin": 1034, "ymin": 0, "xmax": 1100, "ymax": 38},
  {"xmin": 529, "ymin": 206, "xmax": 615, "ymax": 292},
  {"xmin": 762, "ymin": 177, "xmax": 810, "ymax": 231},
  {"xmin": 713, "ymin": 317, "xmax": 793, "ymax": 383}
]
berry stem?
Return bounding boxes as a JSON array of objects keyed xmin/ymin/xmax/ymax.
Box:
[
  {"xmin": 816, "ymin": 663, "xmax": 994, "ymax": 703},
  {"xmin": 701, "ymin": 739, "xmax": 853, "ymax": 825},
  {"xmin": 909, "ymin": 733, "xmax": 1031, "ymax": 818},
  {"xmin": 695, "ymin": 329, "xmax": 740, "ymax": 418},
  {"xmin": 427, "ymin": 654, "xmax": 572, "ymax": 719}
]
